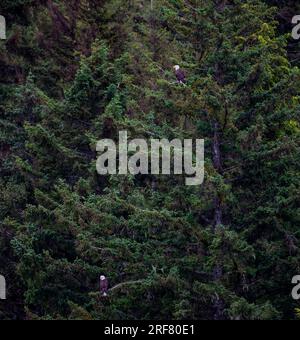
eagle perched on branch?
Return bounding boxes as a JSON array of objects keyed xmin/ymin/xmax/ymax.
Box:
[
  {"xmin": 100, "ymin": 275, "xmax": 109, "ymax": 297},
  {"xmin": 174, "ymin": 65, "xmax": 186, "ymax": 84}
]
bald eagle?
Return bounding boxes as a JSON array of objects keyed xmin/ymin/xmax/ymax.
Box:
[
  {"xmin": 100, "ymin": 275, "xmax": 109, "ymax": 297},
  {"xmin": 174, "ymin": 65, "xmax": 186, "ymax": 84}
]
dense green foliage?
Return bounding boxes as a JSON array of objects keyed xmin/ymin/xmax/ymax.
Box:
[{"xmin": 0, "ymin": 0, "xmax": 300, "ymax": 320}]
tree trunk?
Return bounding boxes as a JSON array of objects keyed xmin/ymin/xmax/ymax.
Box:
[
  {"xmin": 212, "ymin": 121, "xmax": 223, "ymax": 229},
  {"xmin": 212, "ymin": 122, "xmax": 222, "ymax": 173},
  {"xmin": 212, "ymin": 120, "xmax": 225, "ymax": 319}
]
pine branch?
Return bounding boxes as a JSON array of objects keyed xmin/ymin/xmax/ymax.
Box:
[{"xmin": 109, "ymin": 280, "xmax": 147, "ymax": 292}]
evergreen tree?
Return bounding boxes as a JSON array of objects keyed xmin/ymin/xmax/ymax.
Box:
[{"xmin": 0, "ymin": 0, "xmax": 299, "ymax": 320}]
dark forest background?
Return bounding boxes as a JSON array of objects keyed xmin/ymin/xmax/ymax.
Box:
[{"xmin": 0, "ymin": 0, "xmax": 300, "ymax": 320}]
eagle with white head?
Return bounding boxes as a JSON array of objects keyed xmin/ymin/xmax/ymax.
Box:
[
  {"xmin": 100, "ymin": 275, "xmax": 109, "ymax": 297},
  {"xmin": 174, "ymin": 65, "xmax": 186, "ymax": 84}
]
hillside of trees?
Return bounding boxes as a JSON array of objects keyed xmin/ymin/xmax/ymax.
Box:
[{"xmin": 0, "ymin": 0, "xmax": 300, "ymax": 320}]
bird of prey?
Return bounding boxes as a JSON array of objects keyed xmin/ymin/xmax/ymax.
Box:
[
  {"xmin": 100, "ymin": 275, "xmax": 109, "ymax": 297},
  {"xmin": 173, "ymin": 65, "xmax": 186, "ymax": 84}
]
